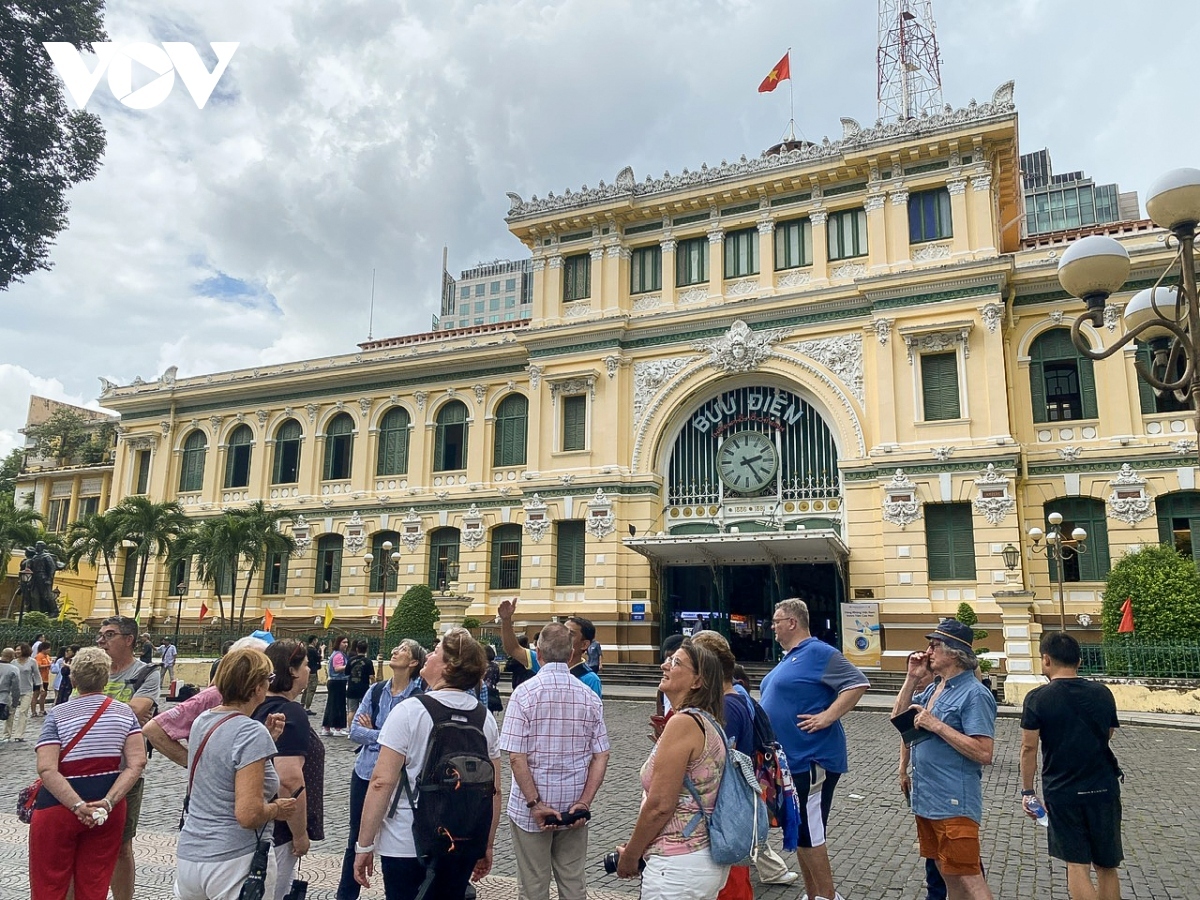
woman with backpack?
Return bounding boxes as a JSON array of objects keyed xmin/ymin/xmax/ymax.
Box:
[
  {"xmin": 322, "ymin": 636, "xmax": 350, "ymax": 736},
  {"xmin": 352, "ymin": 628, "xmax": 501, "ymax": 900},
  {"xmin": 614, "ymin": 638, "xmax": 731, "ymax": 900},
  {"xmin": 336, "ymin": 639, "xmax": 427, "ymax": 900},
  {"xmin": 343, "ymin": 639, "xmax": 376, "ymax": 730}
]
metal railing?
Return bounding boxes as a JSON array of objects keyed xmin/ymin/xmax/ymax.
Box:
[{"xmin": 1078, "ymin": 640, "xmax": 1200, "ymax": 679}]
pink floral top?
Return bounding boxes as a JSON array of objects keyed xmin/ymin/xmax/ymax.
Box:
[{"xmin": 639, "ymin": 709, "xmax": 726, "ymax": 857}]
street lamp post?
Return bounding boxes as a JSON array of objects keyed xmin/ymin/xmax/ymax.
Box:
[
  {"xmin": 1056, "ymin": 168, "xmax": 1200, "ymax": 462},
  {"xmin": 173, "ymin": 581, "xmax": 186, "ymax": 647},
  {"xmin": 363, "ymin": 540, "xmax": 401, "ymax": 659},
  {"xmin": 1027, "ymin": 512, "xmax": 1088, "ymax": 634}
]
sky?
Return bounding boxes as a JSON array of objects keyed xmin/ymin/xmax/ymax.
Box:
[{"xmin": 3, "ymin": 0, "xmax": 1196, "ymax": 455}]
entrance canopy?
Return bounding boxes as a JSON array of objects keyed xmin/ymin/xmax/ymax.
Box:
[{"xmin": 624, "ymin": 529, "xmax": 849, "ymax": 567}]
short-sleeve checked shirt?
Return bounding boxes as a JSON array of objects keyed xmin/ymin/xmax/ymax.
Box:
[{"xmin": 498, "ymin": 662, "xmax": 610, "ymax": 832}]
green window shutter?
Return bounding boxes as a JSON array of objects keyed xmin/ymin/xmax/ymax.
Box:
[
  {"xmin": 377, "ymin": 408, "xmax": 410, "ymax": 476},
  {"xmin": 926, "ymin": 503, "xmax": 975, "ymax": 581},
  {"xmin": 1135, "ymin": 344, "xmax": 1157, "ymax": 415},
  {"xmin": 562, "ymin": 396, "xmax": 586, "ymax": 451},
  {"xmin": 493, "ymin": 396, "xmax": 528, "ymax": 466},
  {"xmin": 921, "ymin": 353, "xmax": 960, "ymax": 420},
  {"xmin": 556, "ymin": 521, "xmax": 585, "ymax": 586},
  {"xmin": 1078, "ymin": 357, "xmax": 1099, "ymax": 419},
  {"xmin": 1029, "ymin": 360, "xmax": 1048, "ymax": 424}
]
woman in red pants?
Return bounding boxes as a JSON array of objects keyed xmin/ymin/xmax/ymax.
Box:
[{"xmin": 30, "ymin": 647, "xmax": 147, "ymax": 900}]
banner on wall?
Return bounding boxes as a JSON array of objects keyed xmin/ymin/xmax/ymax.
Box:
[{"xmin": 841, "ymin": 602, "xmax": 881, "ymax": 669}]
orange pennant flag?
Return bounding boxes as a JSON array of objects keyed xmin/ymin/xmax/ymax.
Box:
[
  {"xmin": 263, "ymin": 608, "xmax": 275, "ymax": 633},
  {"xmin": 1118, "ymin": 597, "xmax": 1135, "ymax": 634},
  {"xmin": 758, "ymin": 51, "xmax": 791, "ymax": 93}
]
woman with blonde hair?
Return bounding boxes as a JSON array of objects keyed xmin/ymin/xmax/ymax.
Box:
[
  {"xmin": 174, "ymin": 648, "xmax": 298, "ymax": 900},
  {"xmin": 616, "ymin": 638, "xmax": 731, "ymax": 900},
  {"xmin": 30, "ymin": 647, "xmax": 146, "ymax": 900}
]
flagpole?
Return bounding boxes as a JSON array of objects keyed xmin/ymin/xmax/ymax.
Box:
[{"xmin": 787, "ymin": 47, "xmax": 794, "ymax": 139}]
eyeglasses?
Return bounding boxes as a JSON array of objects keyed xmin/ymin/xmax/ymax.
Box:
[
  {"xmin": 667, "ymin": 655, "xmax": 692, "ymax": 670},
  {"xmin": 97, "ymin": 630, "xmax": 131, "ymax": 642},
  {"xmin": 267, "ymin": 673, "xmax": 276, "ymax": 683},
  {"xmin": 927, "ymin": 639, "xmax": 945, "ymax": 651},
  {"xmin": 771, "ymin": 616, "xmax": 796, "ymax": 626}
]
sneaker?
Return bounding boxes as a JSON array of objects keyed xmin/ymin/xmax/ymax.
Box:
[
  {"xmin": 762, "ymin": 872, "xmax": 800, "ymax": 886},
  {"xmin": 321, "ymin": 727, "xmax": 332, "ymax": 736},
  {"xmin": 335, "ymin": 728, "xmax": 349, "ymax": 736},
  {"xmin": 306, "ymin": 710, "xmax": 316, "ymax": 717}
]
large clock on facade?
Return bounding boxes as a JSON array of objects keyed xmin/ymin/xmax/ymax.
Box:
[{"xmin": 716, "ymin": 431, "xmax": 779, "ymax": 493}]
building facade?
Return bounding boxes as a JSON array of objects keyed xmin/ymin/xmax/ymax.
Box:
[
  {"xmin": 94, "ymin": 82, "xmax": 1195, "ymax": 688},
  {"xmin": 438, "ymin": 258, "xmax": 533, "ymax": 330},
  {"xmin": 1021, "ymin": 147, "xmax": 1140, "ymax": 236}
]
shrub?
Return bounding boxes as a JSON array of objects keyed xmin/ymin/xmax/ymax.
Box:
[
  {"xmin": 385, "ymin": 583, "xmax": 439, "ymax": 650},
  {"xmin": 955, "ymin": 602, "xmax": 992, "ymax": 673},
  {"xmin": 1102, "ymin": 544, "xmax": 1200, "ymax": 642},
  {"xmin": 461, "ymin": 616, "xmax": 482, "ymax": 631}
]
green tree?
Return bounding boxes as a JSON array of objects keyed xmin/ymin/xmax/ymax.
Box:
[
  {"xmin": 1102, "ymin": 544, "xmax": 1200, "ymax": 642},
  {"xmin": 0, "ymin": 448, "xmax": 23, "ymax": 499},
  {"xmin": 385, "ymin": 583, "xmax": 439, "ymax": 651},
  {"xmin": 955, "ymin": 602, "xmax": 992, "ymax": 672},
  {"xmin": 177, "ymin": 518, "xmax": 232, "ymax": 625},
  {"xmin": 64, "ymin": 511, "xmax": 124, "ymax": 615},
  {"xmin": 0, "ymin": 1, "xmax": 108, "ymax": 290},
  {"xmin": 0, "ymin": 495, "xmax": 42, "ymax": 574},
  {"xmin": 110, "ymin": 496, "xmax": 190, "ymax": 620},
  {"xmin": 22, "ymin": 407, "xmax": 113, "ymax": 466},
  {"xmin": 233, "ymin": 502, "xmax": 296, "ymax": 630}
]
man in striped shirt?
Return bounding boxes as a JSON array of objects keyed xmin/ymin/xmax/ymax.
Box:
[{"xmin": 498, "ymin": 623, "xmax": 610, "ymax": 900}]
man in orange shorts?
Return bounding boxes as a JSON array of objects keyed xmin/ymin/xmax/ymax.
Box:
[{"xmin": 892, "ymin": 619, "xmax": 997, "ymax": 900}]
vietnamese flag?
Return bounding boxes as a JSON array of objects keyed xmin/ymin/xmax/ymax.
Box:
[
  {"xmin": 1118, "ymin": 597, "xmax": 1135, "ymax": 634},
  {"xmin": 263, "ymin": 608, "xmax": 275, "ymax": 633},
  {"xmin": 758, "ymin": 51, "xmax": 791, "ymax": 93},
  {"xmin": 198, "ymin": 603, "xmax": 209, "ymax": 623}
]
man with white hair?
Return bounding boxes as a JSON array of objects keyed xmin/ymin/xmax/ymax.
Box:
[
  {"xmin": 893, "ymin": 618, "xmax": 997, "ymax": 900},
  {"xmin": 143, "ymin": 633, "xmax": 272, "ymax": 766}
]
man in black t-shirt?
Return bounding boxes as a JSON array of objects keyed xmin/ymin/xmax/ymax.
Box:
[
  {"xmin": 302, "ymin": 636, "xmax": 322, "ymax": 714},
  {"xmin": 1020, "ymin": 632, "xmax": 1122, "ymax": 900},
  {"xmin": 343, "ymin": 638, "xmax": 376, "ymax": 722}
]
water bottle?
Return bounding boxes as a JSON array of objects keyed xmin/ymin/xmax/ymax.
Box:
[{"xmin": 1025, "ymin": 795, "xmax": 1049, "ymax": 827}]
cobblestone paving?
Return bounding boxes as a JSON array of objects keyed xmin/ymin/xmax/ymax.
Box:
[{"xmin": 0, "ymin": 697, "xmax": 1196, "ymax": 899}]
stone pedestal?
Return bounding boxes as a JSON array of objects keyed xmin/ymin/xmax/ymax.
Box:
[
  {"xmin": 995, "ymin": 590, "xmax": 1046, "ymax": 705},
  {"xmin": 435, "ymin": 589, "xmax": 473, "ymax": 632}
]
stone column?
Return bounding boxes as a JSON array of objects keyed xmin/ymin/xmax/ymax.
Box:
[
  {"xmin": 757, "ymin": 216, "xmax": 775, "ymax": 296},
  {"xmin": 995, "ymin": 590, "xmax": 1046, "ymax": 705},
  {"xmin": 68, "ymin": 475, "xmax": 81, "ymax": 526},
  {"xmin": 809, "ymin": 208, "xmax": 830, "ymax": 286},
  {"xmin": 866, "ymin": 192, "xmax": 889, "ymax": 275},
  {"xmin": 602, "ymin": 238, "xmax": 624, "ymax": 314},
  {"xmin": 546, "ymin": 255, "xmax": 564, "ymax": 317},
  {"xmin": 530, "ymin": 255, "xmax": 547, "ymax": 321},
  {"xmin": 707, "ymin": 226, "xmax": 724, "ymax": 300},
  {"xmin": 947, "ymin": 177, "xmax": 971, "ymax": 259},
  {"xmin": 969, "ymin": 172, "xmax": 997, "ymax": 256},
  {"xmin": 659, "ymin": 234, "xmax": 676, "ymax": 307},
  {"xmin": 888, "ymin": 186, "xmax": 911, "ymax": 270},
  {"xmin": 588, "ymin": 245, "xmax": 604, "ymax": 313}
]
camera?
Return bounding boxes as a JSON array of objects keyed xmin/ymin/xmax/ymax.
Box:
[
  {"xmin": 544, "ymin": 808, "xmax": 591, "ymax": 828},
  {"xmin": 237, "ymin": 840, "xmax": 272, "ymax": 900},
  {"xmin": 603, "ymin": 850, "xmax": 645, "ymax": 875}
]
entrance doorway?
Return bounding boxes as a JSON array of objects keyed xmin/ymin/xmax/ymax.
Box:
[{"xmin": 663, "ymin": 563, "xmax": 842, "ymax": 661}]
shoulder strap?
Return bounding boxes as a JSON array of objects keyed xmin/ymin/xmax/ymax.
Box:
[
  {"xmin": 369, "ymin": 680, "xmax": 388, "ymax": 725},
  {"xmin": 187, "ymin": 713, "xmax": 242, "ymax": 797},
  {"xmin": 679, "ymin": 709, "xmax": 729, "ymax": 838},
  {"xmin": 61, "ymin": 696, "xmax": 114, "ymax": 761}
]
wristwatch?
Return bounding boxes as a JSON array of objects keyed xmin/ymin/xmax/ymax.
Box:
[
  {"xmin": 354, "ymin": 841, "xmax": 376, "ymax": 854},
  {"xmin": 526, "ymin": 796, "xmax": 541, "ymax": 808},
  {"xmin": 1021, "ymin": 789, "xmax": 1035, "ymax": 797}
]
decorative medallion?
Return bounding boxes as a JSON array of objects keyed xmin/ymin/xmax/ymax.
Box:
[
  {"xmin": 1104, "ymin": 304, "xmax": 1120, "ymax": 332},
  {"xmin": 776, "ymin": 271, "xmax": 811, "ymax": 289},
  {"xmin": 304, "ymin": 403, "xmax": 318, "ymax": 423},
  {"xmin": 830, "ymin": 262, "xmax": 867, "ymax": 280},
  {"xmin": 1058, "ymin": 446, "xmax": 1082, "ymax": 461},
  {"xmin": 461, "ymin": 504, "xmax": 486, "ymax": 550},
  {"xmin": 472, "ymin": 384, "xmax": 487, "ymax": 406},
  {"xmin": 911, "ymin": 243, "xmax": 951, "ymax": 263},
  {"xmin": 882, "ymin": 470, "xmax": 921, "ymax": 529},
  {"xmin": 725, "ymin": 278, "xmax": 758, "ymax": 298},
  {"xmin": 871, "ymin": 319, "xmax": 893, "ymax": 345},
  {"xmin": 523, "ymin": 494, "xmax": 550, "ymax": 543},
  {"xmin": 932, "ymin": 446, "xmax": 955, "ymax": 462},
  {"xmin": 291, "ymin": 515, "xmax": 311, "ymax": 556},
  {"xmin": 344, "ymin": 511, "xmax": 366, "ymax": 555},
  {"xmin": 586, "ymin": 488, "xmax": 616, "ymax": 539},
  {"xmin": 980, "ymin": 302, "xmax": 1003, "ymax": 334},
  {"xmin": 527, "ymin": 365, "xmax": 543, "ymax": 390},
  {"xmin": 678, "ymin": 287, "xmax": 709, "ymax": 304},
  {"xmin": 791, "ymin": 334, "xmax": 864, "ymax": 403},
  {"xmin": 399, "ymin": 508, "xmax": 424, "ymax": 553},
  {"xmin": 694, "ymin": 320, "xmax": 786, "ymax": 374},
  {"xmin": 414, "ymin": 391, "xmax": 428, "ymax": 411},
  {"xmin": 603, "ymin": 355, "xmax": 621, "ymax": 379},
  {"xmin": 633, "ymin": 356, "xmax": 693, "ymax": 424},
  {"xmin": 1108, "ymin": 464, "xmax": 1152, "ymax": 525},
  {"xmin": 359, "ymin": 397, "xmax": 373, "ymax": 416},
  {"xmin": 972, "ymin": 464, "xmax": 1015, "ymax": 525}
]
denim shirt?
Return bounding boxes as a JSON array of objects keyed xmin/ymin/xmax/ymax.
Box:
[
  {"xmin": 910, "ymin": 670, "xmax": 997, "ymax": 824},
  {"xmin": 349, "ymin": 679, "xmax": 423, "ymax": 781}
]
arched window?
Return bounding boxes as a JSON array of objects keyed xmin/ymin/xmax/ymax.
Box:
[
  {"xmin": 224, "ymin": 425, "xmax": 253, "ymax": 488},
  {"xmin": 272, "ymin": 419, "xmax": 302, "ymax": 484},
  {"xmin": 1135, "ymin": 342, "xmax": 1192, "ymax": 415},
  {"xmin": 1156, "ymin": 491, "xmax": 1200, "ymax": 564},
  {"xmin": 1043, "ymin": 497, "xmax": 1110, "ymax": 582},
  {"xmin": 1029, "ymin": 329, "xmax": 1097, "ymax": 423},
  {"xmin": 323, "ymin": 413, "xmax": 355, "ymax": 480},
  {"xmin": 179, "ymin": 430, "xmax": 207, "ymax": 492},
  {"xmin": 428, "ymin": 528, "xmax": 461, "ymax": 590},
  {"xmin": 434, "ymin": 401, "xmax": 469, "ymax": 471},
  {"xmin": 368, "ymin": 530, "xmax": 401, "ymax": 593},
  {"xmin": 376, "ymin": 407, "xmax": 411, "ymax": 476},
  {"xmin": 493, "ymin": 395, "xmax": 528, "ymax": 467},
  {"xmin": 490, "ymin": 524, "xmax": 522, "ymax": 590},
  {"xmin": 315, "ymin": 533, "xmax": 343, "ymax": 594}
]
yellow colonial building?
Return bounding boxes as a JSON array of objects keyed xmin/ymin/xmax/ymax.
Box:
[{"xmin": 95, "ymin": 83, "xmax": 1197, "ymax": 689}]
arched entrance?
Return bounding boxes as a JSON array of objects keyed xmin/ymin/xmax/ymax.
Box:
[{"xmin": 629, "ymin": 383, "xmax": 847, "ymax": 660}]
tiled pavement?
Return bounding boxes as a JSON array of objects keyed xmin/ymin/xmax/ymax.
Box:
[{"xmin": 2, "ymin": 696, "xmax": 1198, "ymax": 899}]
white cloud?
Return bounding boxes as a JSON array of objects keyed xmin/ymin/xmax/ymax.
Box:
[{"xmin": 0, "ymin": 366, "xmax": 108, "ymax": 456}]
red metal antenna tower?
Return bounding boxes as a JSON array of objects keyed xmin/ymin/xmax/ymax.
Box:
[{"xmin": 877, "ymin": 0, "xmax": 943, "ymax": 122}]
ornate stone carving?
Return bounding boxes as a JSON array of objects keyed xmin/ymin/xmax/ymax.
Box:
[
  {"xmin": 523, "ymin": 494, "xmax": 550, "ymax": 543},
  {"xmin": 461, "ymin": 504, "xmax": 486, "ymax": 550},
  {"xmin": 809, "ymin": 208, "xmax": 828, "ymax": 226},
  {"xmin": 414, "ymin": 391, "xmax": 428, "ymax": 411},
  {"xmin": 947, "ymin": 178, "xmax": 968, "ymax": 196},
  {"xmin": 472, "ymin": 384, "xmax": 487, "ymax": 405},
  {"xmin": 531, "ymin": 256, "xmax": 546, "ymax": 273},
  {"xmin": 634, "ymin": 356, "xmax": 693, "ymax": 423},
  {"xmin": 358, "ymin": 397, "xmax": 373, "ymax": 416},
  {"xmin": 506, "ymin": 84, "xmax": 1018, "ymax": 220},
  {"xmin": 725, "ymin": 278, "xmax": 758, "ymax": 297},
  {"xmin": 694, "ymin": 320, "xmax": 786, "ymax": 374},
  {"xmin": 980, "ymin": 302, "xmax": 1004, "ymax": 334},
  {"xmin": 678, "ymin": 287, "xmax": 709, "ymax": 304},
  {"xmin": 972, "ymin": 464, "xmax": 1015, "ymax": 525},
  {"xmin": 564, "ymin": 302, "xmax": 592, "ymax": 318},
  {"xmin": 291, "ymin": 514, "xmax": 311, "ymax": 555},
  {"xmin": 790, "ymin": 334, "xmax": 864, "ymax": 403},
  {"xmin": 305, "ymin": 403, "xmax": 318, "ymax": 423},
  {"xmin": 1173, "ymin": 439, "xmax": 1198, "ymax": 455},
  {"xmin": 882, "ymin": 470, "xmax": 922, "ymax": 529},
  {"xmin": 283, "ymin": 407, "xmax": 294, "ymax": 419},
  {"xmin": 209, "ymin": 415, "xmax": 222, "ymax": 433},
  {"xmin": 344, "ymin": 511, "xmax": 366, "ymax": 555},
  {"xmin": 124, "ymin": 433, "xmax": 158, "ymax": 451},
  {"xmin": 971, "ymin": 174, "xmax": 993, "ymax": 192},
  {"xmin": 1058, "ymin": 446, "xmax": 1082, "ymax": 461},
  {"xmin": 548, "ymin": 255, "xmax": 564, "ymax": 269},
  {"xmin": 161, "ymin": 366, "xmax": 178, "ymax": 387},
  {"xmin": 1108, "ymin": 464, "xmax": 1152, "ymax": 525},
  {"xmin": 334, "ymin": 400, "xmax": 345, "ymax": 412},
  {"xmin": 776, "ymin": 271, "xmax": 812, "ymax": 289},
  {"xmin": 911, "ymin": 242, "xmax": 951, "ymax": 262},
  {"xmin": 560, "ymin": 474, "xmax": 575, "ymax": 486},
  {"xmin": 707, "ymin": 227, "xmax": 724, "ymax": 245},
  {"xmin": 632, "ymin": 293, "xmax": 662, "ymax": 310},
  {"xmin": 903, "ymin": 326, "xmax": 971, "ymax": 364},
  {"xmin": 99, "ymin": 377, "xmax": 117, "ymax": 397},
  {"xmin": 160, "ymin": 420, "xmax": 172, "ymax": 435},
  {"xmin": 1049, "ymin": 309, "xmax": 1065, "ymax": 325},
  {"xmin": 550, "ymin": 376, "xmax": 596, "ymax": 403},
  {"xmin": 871, "ymin": 318, "xmax": 892, "ymax": 345},
  {"xmin": 865, "ymin": 193, "xmax": 886, "ymax": 212},
  {"xmin": 604, "ymin": 355, "xmax": 620, "ymax": 379},
  {"xmin": 890, "ymin": 187, "xmax": 909, "ymax": 206},
  {"xmin": 756, "ymin": 217, "xmax": 775, "ymax": 235},
  {"xmin": 527, "ymin": 365, "xmax": 543, "ymax": 390},
  {"xmin": 831, "ymin": 262, "xmax": 867, "ymax": 279},
  {"xmin": 586, "ymin": 488, "xmax": 616, "ymax": 539},
  {"xmin": 932, "ymin": 446, "xmax": 955, "ymax": 462},
  {"xmin": 1104, "ymin": 304, "xmax": 1120, "ymax": 332},
  {"xmin": 399, "ymin": 508, "xmax": 425, "ymax": 553}
]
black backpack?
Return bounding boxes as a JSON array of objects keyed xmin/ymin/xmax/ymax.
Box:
[
  {"xmin": 346, "ymin": 655, "xmax": 373, "ymax": 694},
  {"xmin": 390, "ymin": 694, "xmax": 495, "ymax": 863}
]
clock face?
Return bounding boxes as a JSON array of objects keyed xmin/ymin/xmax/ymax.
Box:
[{"xmin": 717, "ymin": 431, "xmax": 779, "ymax": 493}]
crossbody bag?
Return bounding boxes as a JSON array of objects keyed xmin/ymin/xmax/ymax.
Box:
[{"xmin": 18, "ymin": 696, "xmax": 113, "ymax": 824}]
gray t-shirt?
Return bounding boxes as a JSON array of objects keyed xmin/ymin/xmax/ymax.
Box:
[
  {"xmin": 14, "ymin": 657, "xmax": 40, "ymax": 694},
  {"xmin": 178, "ymin": 710, "xmax": 280, "ymax": 862}
]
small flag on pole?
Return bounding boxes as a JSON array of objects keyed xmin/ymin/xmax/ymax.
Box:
[
  {"xmin": 323, "ymin": 603, "xmax": 335, "ymax": 631},
  {"xmin": 263, "ymin": 608, "xmax": 275, "ymax": 633},
  {"xmin": 1118, "ymin": 597, "xmax": 1135, "ymax": 634},
  {"xmin": 199, "ymin": 603, "xmax": 209, "ymax": 622},
  {"xmin": 758, "ymin": 51, "xmax": 791, "ymax": 93}
]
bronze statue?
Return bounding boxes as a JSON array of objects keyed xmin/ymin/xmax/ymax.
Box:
[{"xmin": 27, "ymin": 541, "xmax": 60, "ymax": 617}]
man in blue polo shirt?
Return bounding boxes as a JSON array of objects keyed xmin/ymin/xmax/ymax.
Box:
[
  {"xmin": 892, "ymin": 618, "xmax": 997, "ymax": 900},
  {"xmin": 761, "ymin": 598, "xmax": 870, "ymax": 900}
]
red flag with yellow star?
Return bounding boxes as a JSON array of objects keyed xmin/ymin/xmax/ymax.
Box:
[{"xmin": 758, "ymin": 52, "xmax": 790, "ymax": 93}]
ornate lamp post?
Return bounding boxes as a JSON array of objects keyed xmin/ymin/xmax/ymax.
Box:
[
  {"xmin": 363, "ymin": 540, "xmax": 401, "ymax": 658},
  {"xmin": 1027, "ymin": 512, "xmax": 1088, "ymax": 633},
  {"xmin": 1056, "ymin": 168, "xmax": 1200, "ymax": 460},
  {"xmin": 1001, "ymin": 543, "xmax": 1020, "ymax": 574},
  {"xmin": 173, "ymin": 581, "xmax": 186, "ymax": 646}
]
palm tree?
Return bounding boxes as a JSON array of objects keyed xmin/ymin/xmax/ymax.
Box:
[
  {"xmin": 65, "ymin": 512, "xmax": 125, "ymax": 616},
  {"xmin": 233, "ymin": 502, "xmax": 296, "ymax": 630},
  {"xmin": 0, "ymin": 496, "xmax": 42, "ymax": 574},
  {"xmin": 178, "ymin": 517, "xmax": 240, "ymax": 626},
  {"xmin": 110, "ymin": 496, "xmax": 191, "ymax": 620}
]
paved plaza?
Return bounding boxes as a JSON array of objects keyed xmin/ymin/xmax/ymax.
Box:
[{"xmin": 1, "ymin": 694, "xmax": 1197, "ymax": 899}]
